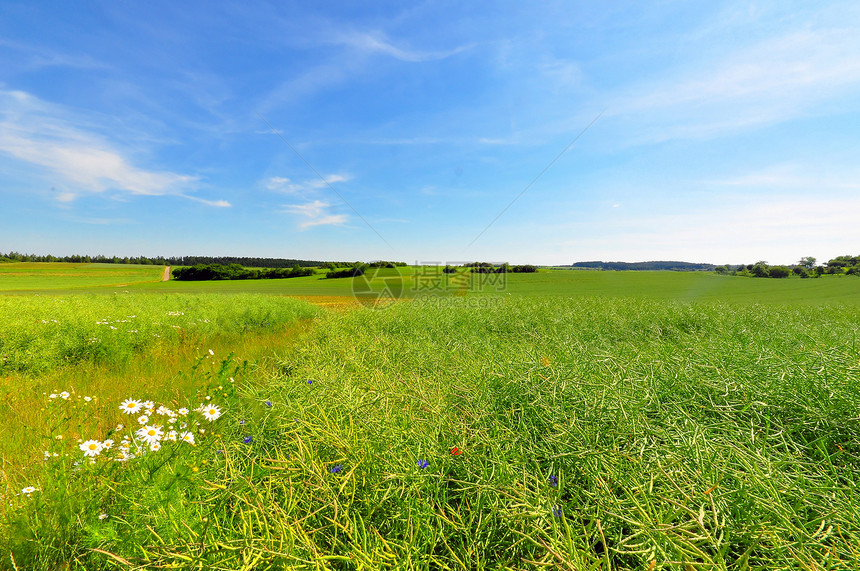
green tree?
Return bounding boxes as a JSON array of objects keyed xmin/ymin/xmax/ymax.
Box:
[
  {"xmin": 798, "ymin": 256, "xmax": 816, "ymax": 269},
  {"xmin": 751, "ymin": 263, "xmax": 769, "ymax": 278},
  {"xmin": 768, "ymin": 266, "xmax": 790, "ymax": 278}
]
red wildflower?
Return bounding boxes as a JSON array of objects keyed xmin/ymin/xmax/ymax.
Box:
[{"xmin": 450, "ymin": 447, "xmax": 463, "ymax": 456}]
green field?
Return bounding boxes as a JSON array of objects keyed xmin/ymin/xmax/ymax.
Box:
[
  {"xmin": 3, "ymin": 262, "xmax": 859, "ymax": 306},
  {"xmin": 0, "ymin": 262, "xmax": 165, "ymax": 291},
  {"xmin": 2, "ymin": 264, "xmax": 860, "ymax": 569}
]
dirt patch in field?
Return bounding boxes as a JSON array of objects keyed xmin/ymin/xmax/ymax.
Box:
[{"xmin": 293, "ymin": 295, "xmax": 361, "ymax": 310}]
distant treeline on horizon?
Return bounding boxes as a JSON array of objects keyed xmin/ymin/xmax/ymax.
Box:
[
  {"xmin": 0, "ymin": 252, "xmax": 339, "ymax": 268},
  {"xmin": 566, "ymin": 261, "xmax": 717, "ymax": 271}
]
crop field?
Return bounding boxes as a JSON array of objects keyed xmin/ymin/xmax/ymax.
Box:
[
  {"xmin": 3, "ymin": 262, "xmax": 860, "ymax": 306},
  {"xmin": 1, "ymin": 264, "xmax": 860, "ymax": 569},
  {"xmin": 0, "ymin": 263, "xmax": 165, "ymax": 292}
]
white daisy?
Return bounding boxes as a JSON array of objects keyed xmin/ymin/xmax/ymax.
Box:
[
  {"xmin": 208, "ymin": 349, "xmax": 214, "ymax": 356},
  {"xmin": 59, "ymin": 391, "xmax": 70, "ymax": 399},
  {"xmin": 49, "ymin": 393, "xmax": 58, "ymax": 399},
  {"xmin": 143, "ymin": 400, "xmax": 155, "ymax": 410},
  {"xmin": 178, "ymin": 408, "xmax": 189, "ymax": 416},
  {"xmin": 150, "ymin": 442, "xmax": 161, "ymax": 452},
  {"xmin": 22, "ymin": 486, "xmax": 37, "ymax": 495},
  {"xmin": 115, "ymin": 424, "xmax": 124, "ymax": 431},
  {"xmin": 166, "ymin": 430, "xmax": 178, "ymax": 441},
  {"xmin": 180, "ymin": 431, "xmax": 195, "ymax": 445},
  {"xmin": 119, "ymin": 399, "xmax": 142, "ymax": 415},
  {"xmin": 201, "ymin": 405, "xmax": 222, "ymax": 422},
  {"xmin": 102, "ymin": 439, "xmax": 114, "ymax": 450},
  {"xmin": 136, "ymin": 425, "xmax": 164, "ymax": 445},
  {"xmin": 99, "ymin": 513, "xmax": 108, "ymax": 520},
  {"xmin": 137, "ymin": 415, "xmax": 149, "ymax": 425},
  {"xmin": 80, "ymin": 440, "xmax": 103, "ymax": 457}
]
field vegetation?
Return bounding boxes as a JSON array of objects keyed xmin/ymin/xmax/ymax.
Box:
[
  {"xmin": 172, "ymin": 263, "xmax": 315, "ymax": 281},
  {"xmin": 1, "ymin": 264, "xmax": 859, "ymax": 569},
  {"xmin": 0, "ymin": 263, "xmax": 164, "ymax": 292}
]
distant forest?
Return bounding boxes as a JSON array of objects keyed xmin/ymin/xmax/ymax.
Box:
[
  {"xmin": 0, "ymin": 252, "xmax": 334, "ymax": 268},
  {"xmin": 567, "ymin": 261, "xmax": 716, "ymax": 271}
]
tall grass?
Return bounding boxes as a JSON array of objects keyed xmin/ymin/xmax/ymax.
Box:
[
  {"xmin": 0, "ymin": 293, "xmax": 320, "ymax": 375},
  {"xmin": 3, "ymin": 297, "xmax": 860, "ymax": 569}
]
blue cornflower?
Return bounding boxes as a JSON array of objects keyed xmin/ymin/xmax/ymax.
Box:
[
  {"xmin": 548, "ymin": 475, "xmax": 558, "ymax": 488},
  {"xmin": 265, "ymin": 400, "xmax": 272, "ymax": 408},
  {"xmin": 307, "ymin": 380, "xmax": 313, "ymax": 384},
  {"xmin": 552, "ymin": 505, "xmax": 563, "ymax": 518},
  {"xmin": 239, "ymin": 419, "xmax": 246, "ymax": 425},
  {"xmin": 242, "ymin": 435, "xmax": 253, "ymax": 444},
  {"xmin": 417, "ymin": 459, "xmax": 429, "ymax": 469},
  {"xmin": 330, "ymin": 464, "xmax": 343, "ymax": 474}
]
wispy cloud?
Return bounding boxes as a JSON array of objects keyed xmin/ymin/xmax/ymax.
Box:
[
  {"xmin": 0, "ymin": 90, "xmax": 228, "ymax": 206},
  {"xmin": 331, "ymin": 30, "xmax": 474, "ymax": 62},
  {"xmin": 185, "ymin": 196, "xmax": 231, "ymax": 207},
  {"xmin": 710, "ymin": 164, "xmax": 860, "ymax": 191},
  {"xmin": 0, "ymin": 37, "xmax": 109, "ymax": 71},
  {"xmin": 282, "ymin": 199, "xmax": 347, "ymax": 229},
  {"xmin": 258, "ymin": 29, "xmax": 473, "ymax": 113},
  {"xmin": 264, "ymin": 174, "xmax": 350, "ymax": 194},
  {"xmin": 608, "ymin": 20, "xmax": 860, "ymax": 142},
  {"xmin": 269, "ymin": 173, "xmax": 351, "ymax": 228}
]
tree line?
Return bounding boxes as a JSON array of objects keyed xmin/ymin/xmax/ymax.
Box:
[
  {"xmin": 0, "ymin": 252, "xmax": 334, "ymax": 268},
  {"xmin": 714, "ymin": 256, "xmax": 860, "ymax": 278},
  {"xmin": 172, "ymin": 264, "xmax": 315, "ymax": 281},
  {"xmin": 454, "ymin": 262, "xmax": 538, "ymax": 273},
  {"xmin": 568, "ymin": 261, "xmax": 716, "ymax": 271}
]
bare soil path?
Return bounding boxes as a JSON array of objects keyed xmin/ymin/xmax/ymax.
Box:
[{"xmin": 162, "ymin": 266, "xmax": 171, "ymax": 281}]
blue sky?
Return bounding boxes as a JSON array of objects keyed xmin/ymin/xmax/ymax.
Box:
[{"xmin": 2, "ymin": 1, "xmax": 860, "ymax": 265}]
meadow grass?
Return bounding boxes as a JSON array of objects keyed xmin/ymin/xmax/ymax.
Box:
[
  {"xmin": 0, "ymin": 263, "xmax": 164, "ymax": 292},
  {"xmin": 3, "ymin": 295, "xmax": 860, "ymax": 569},
  {"xmin": 0, "ymin": 293, "xmax": 320, "ymax": 375},
  {"xmin": 122, "ymin": 268, "xmax": 860, "ymax": 306},
  {"xmin": 0, "ymin": 293, "xmax": 320, "ymax": 517},
  {"xmin": 5, "ymin": 262, "xmax": 859, "ymax": 307}
]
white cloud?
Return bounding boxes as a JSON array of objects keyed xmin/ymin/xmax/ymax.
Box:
[
  {"xmin": 0, "ymin": 132, "xmax": 196, "ymax": 196},
  {"xmin": 264, "ymin": 174, "xmax": 350, "ymax": 193},
  {"xmin": 0, "ymin": 90, "xmax": 227, "ymax": 206},
  {"xmin": 265, "ymin": 176, "xmax": 291, "ymax": 190},
  {"xmin": 0, "ymin": 37, "xmax": 109, "ymax": 71},
  {"xmin": 608, "ymin": 20, "xmax": 860, "ymax": 142},
  {"xmin": 185, "ymin": 196, "xmax": 231, "ymax": 207},
  {"xmin": 282, "ymin": 199, "xmax": 347, "ymax": 229},
  {"xmin": 257, "ymin": 30, "xmax": 473, "ymax": 112},
  {"xmin": 710, "ymin": 164, "xmax": 860, "ymax": 191},
  {"xmin": 332, "ymin": 31, "xmax": 475, "ymax": 62}
]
